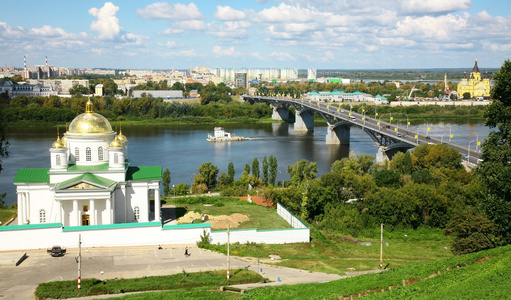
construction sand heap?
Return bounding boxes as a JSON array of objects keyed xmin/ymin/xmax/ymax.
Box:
[{"xmin": 177, "ymin": 211, "xmax": 250, "ymax": 230}]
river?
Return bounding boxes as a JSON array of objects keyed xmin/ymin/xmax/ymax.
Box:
[{"xmin": 0, "ymin": 120, "xmax": 489, "ymax": 206}]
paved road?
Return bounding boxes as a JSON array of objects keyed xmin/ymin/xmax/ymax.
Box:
[{"xmin": 0, "ymin": 245, "xmax": 347, "ymax": 299}]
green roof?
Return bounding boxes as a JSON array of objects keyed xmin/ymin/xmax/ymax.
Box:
[
  {"xmin": 67, "ymin": 163, "xmax": 110, "ymax": 171},
  {"xmin": 13, "ymin": 168, "xmax": 50, "ymax": 184},
  {"xmin": 55, "ymin": 173, "xmax": 117, "ymax": 190},
  {"xmin": 126, "ymin": 166, "xmax": 162, "ymax": 181}
]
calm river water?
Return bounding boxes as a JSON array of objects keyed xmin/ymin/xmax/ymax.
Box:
[{"xmin": 0, "ymin": 120, "xmax": 489, "ymax": 206}]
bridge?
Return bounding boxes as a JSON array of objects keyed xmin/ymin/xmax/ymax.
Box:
[{"xmin": 242, "ymin": 94, "xmax": 481, "ymax": 165}]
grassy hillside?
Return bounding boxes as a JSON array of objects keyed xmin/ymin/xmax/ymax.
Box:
[{"xmin": 241, "ymin": 244, "xmax": 511, "ymax": 299}]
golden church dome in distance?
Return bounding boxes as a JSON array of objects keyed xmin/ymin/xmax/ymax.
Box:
[
  {"xmin": 118, "ymin": 129, "xmax": 128, "ymax": 143},
  {"xmin": 68, "ymin": 99, "xmax": 113, "ymax": 134},
  {"xmin": 109, "ymin": 135, "xmax": 123, "ymax": 148},
  {"xmin": 52, "ymin": 136, "xmax": 66, "ymax": 149}
]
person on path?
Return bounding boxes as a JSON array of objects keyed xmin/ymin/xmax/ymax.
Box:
[{"xmin": 185, "ymin": 247, "xmax": 190, "ymax": 257}]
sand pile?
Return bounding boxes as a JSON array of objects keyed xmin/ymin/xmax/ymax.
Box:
[{"xmin": 177, "ymin": 211, "xmax": 250, "ymax": 230}]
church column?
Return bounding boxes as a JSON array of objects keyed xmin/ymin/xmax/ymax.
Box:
[
  {"xmin": 154, "ymin": 188, "xmax": 161, "ymax": 223},
  {"xmin": 17, "ymin": 193, "xmax": 23, "ymax": 225},
  {"xmin": 73, "ymin": 200, "xmax": 78, "ymax": 226},
  {"xmin": 24, "ymin": 193, "xmax": 30, "ymax": 224},
  {"xmin": 59, "ymin": 201, "xmax": 63, "ymax": 225},
  {"xmin": 89, "ymin": 199, "xmax": 95, "ymax": 225},
  {"xmin": 106, "ymin": 198, "xmax": 112, "ymax": 224}
]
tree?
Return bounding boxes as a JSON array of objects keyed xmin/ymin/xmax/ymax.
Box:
[
  {"xmin": 227, "ymin": 162, "xmax": 235, "ymax": 184},
  {"xmin": 269, "ymin": 155, "xmax": 278, "ymax": 186},
  {"xmin": 243, "ymin": 163, "xmax": 250, "ymax": 176},
  {"xmin": 463, "ymin": 92, "xmax": 471, "ymax": 99},
  {"xmin": 252, "ymin": 158, "xmax": 260, "ymax": 179},
  {"xmin": 444, "ymin": 207, "xmax": 498, "ymax": 255},
  {"xmin": 162, "ymin": 168, "xmax": 171, "ymax": 196},
  {"xmin": 196, "ymin": 162, "xmax": 219, "ymax": 190},
  {"xmin": 287, "ymin": 159, "xmax": 318, "ymax": 185},
  {"xmin": 262, "ymin": 156, "xmax": 269, "ymax": 185},
  {"xmin": 476, "ymin": 59, "xmax": 511, "ymax": 244},
  {"xmin": 0, "ymin": 111, "xmax": 8, "ymax": 206}
]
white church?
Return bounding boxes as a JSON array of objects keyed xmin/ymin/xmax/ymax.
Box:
[{"xmin": 13, "ymin": 100, "xmax": 162, "ymax": 227}]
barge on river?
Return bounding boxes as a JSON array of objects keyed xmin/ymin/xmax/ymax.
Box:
[{"xmin": 207, "ymin": 127, "xmax": 245, "ymax": 142}]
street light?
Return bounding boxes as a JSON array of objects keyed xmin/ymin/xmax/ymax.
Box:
[
  {"xmin": 474, "ymin": 132, "xmax": 480, "ymax": 152},
  {"xmin": 173, "ymin": 184, "xmax": 175, "ymax": 197},
  {"xmin": 449, "ymin": 126, "xmax": 453, "ymax": 143},
  {"xmin": 396, "ymin": 121, "xmax": 402, "ymax": 136},
  {"xmin": 468, "ymin": 140, "xmax": 475, "ymax": 162},
  {"xmin": 441, "ymin": 132, "xmax": 447, "ymax": 144},
  {"xmin": 424, "ymin": 120, "xmax": 430, "ymax": 137},
  {"xmin": 190, "ymin": 173, "xmax": 195, "ymax": 193},
  {"xmin": 378, "ymin": 116, "xmax": 382, "ymax": 130},
  {"xmin": 406, "ymin": 114, "xmax": 410, "ymax": 129}
]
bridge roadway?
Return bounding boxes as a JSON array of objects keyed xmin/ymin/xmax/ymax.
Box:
[{"xmin": 243, "ymin": 95, "xmax": 482, "ymax": 165}]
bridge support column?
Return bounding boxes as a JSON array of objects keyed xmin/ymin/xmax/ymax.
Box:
[
  {"xmin": 376, "ymin": 147, "xmax": 410, "ymax": 164},
  {"xmin": 294, "ymin": 110, "xmax": 314, "ymax": 132},
  {"xmin": 326, "ymin": 124, "xmax": 350, "ymax": 145},
  {"xmin": 272, "ymin": 107, "xmax": 290, "ymax": 121}
]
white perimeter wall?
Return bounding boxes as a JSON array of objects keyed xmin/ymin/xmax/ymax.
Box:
[{"xmin": 0, "ymin": 203, "xmax": 309, "ymax": 251}]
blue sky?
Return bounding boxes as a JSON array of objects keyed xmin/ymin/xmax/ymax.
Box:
[{"xmin": 1, "ymin": 0, "xmax": 510, "ymax": 70}]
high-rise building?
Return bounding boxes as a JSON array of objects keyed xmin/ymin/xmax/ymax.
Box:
[{"xmin": 234, "ymin": 72, "xmax": 248, "ymax": 89}]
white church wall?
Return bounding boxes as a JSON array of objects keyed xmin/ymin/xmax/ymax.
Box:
[
  {"xmin": 129, "ymin": 183, "xmax": 150, "ymax": 222},
  {"xmin": 25, "ymin": 187, "xmax": 53, "ymax": 225}
]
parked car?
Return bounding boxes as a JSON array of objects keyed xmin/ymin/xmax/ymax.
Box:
[{"xmin": 47, "ymin": 245, "xmax": 66, "ymax": 257}]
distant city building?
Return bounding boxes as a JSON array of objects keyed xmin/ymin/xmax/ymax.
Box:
[
  {"xmin": 457, "ymin": 60, "xmax": 491, "ymax": 99},
  {"xmin": 95, "ymin": 84, "xmax": 104, "ymax": 96},
  {"xmin": 234, "ymin": 72, "xmax": 248, "ymax": 89},
  {"xmin": 1, "ymin": 81, "xmax": 58, "ymax": 98},
  {"xmin": 26, "ymin": 79, "xmax": 89, "ymax": 95},
  {"xmin": 307, "ymin": 69, "xmax": 317, "ymax": 81},
  {"xmin": 132, "ymin": 90, "xmax": 183, "ymax": 98},
  {"xmin": 306, "ymin": 89, "xmax": 370, "ymax": 102}
]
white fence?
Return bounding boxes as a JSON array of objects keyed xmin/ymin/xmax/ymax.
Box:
[{"xmin": 0, "ymin": 203, "xmax": 309, "ymax": 251}]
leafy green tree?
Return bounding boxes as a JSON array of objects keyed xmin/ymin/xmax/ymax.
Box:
[
  {"xmin": 373, "ymin": 169, "xmax": 401, "ymax": 188},
  {"xmin": 287, "ymin": 159, "xmax": 318, "ymax": 185},
  {"xmin": 69, "ymin": 85, "xmax": 90, "ymax": 96},
  {"xmin": 411, "ymin": 144, "xmax": 461, "ymax": 171},
  {"xmin": 195, "ymin": 162, "xmax": 219, "ymax": 190},
  {"xmin": 227, "ymin": 162, "xmax": 235, "ymax": 184},
  {"xmin": 262, "ymin": 156, "xmax": 269, "ymax": 185},
  {"xmin": 0, "ymin": 114, "xmax": 8, "ymax": 206},
  {"xmin": 252, "ymin": 158, "xmax": 260, "ymax": 179},
  {"xmin": 463, "ymin": 92, "xmax": 471, "ymax": 99},
  {"xmin": 269, "ymin": 155, "xmax": 278, "ymax": 186},
  {"xmin": 477, "ymin": 59, "xmax": 511, "ymax": 244},
  {"xmin": 243, "ymin": 163, "xmax": 250, "ymax": 176},
  {"xmin": 162, "ymin": 168, "xmax": 171, "ymax": 196},
  {"xmin": 444, "ymin": 207, "xmax": 498, "ymax": 255},
  {"xmin": 390, "ymin": 151, "xmax": 412, "ymax": 175}
]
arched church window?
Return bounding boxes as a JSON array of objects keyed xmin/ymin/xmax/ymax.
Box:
[
  {"xmin": 98, "ymin": 147, "xmax": 103, "ymax": 161},
  {"xmin": 39, "ymin": 209, "xmax": 46, "ymax": 223},
  {"xmin": 86, "ymin": 147, "xmax": 91, "ymax": 161},
  {"xmin": 75, "ymin": 147, "xmax": 80, "ymax": 162},
  {"xmin": 56, "ymin": 154, "xmax": 61, "ymax": 166},
  {"xmin": 114, "ymin": 153, "xmax": 118, "ymax": 164},
  {"xmin": 134, "ymin": 206, "xmax": 140, "ymax": 220}
]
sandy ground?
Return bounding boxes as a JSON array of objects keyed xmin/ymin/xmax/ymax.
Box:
[{"xmin": 177, "ymin": 211, "xmax": 250, "ymax": 229}]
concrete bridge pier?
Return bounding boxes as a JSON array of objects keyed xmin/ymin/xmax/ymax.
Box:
[
  {"xmin": 326, "ymin": 124, "xmax": 350, "ymax": 145},
  {"xmin": 294, "ymin": 110, "xmax": 314, "ymax": 132},
  {"xmin": 376, "ymin": 146, "xmax": 410, "ymax": 164},
  {"xmin": 272, "ymin": 107, "xmax": 290, "ymax": 121}
]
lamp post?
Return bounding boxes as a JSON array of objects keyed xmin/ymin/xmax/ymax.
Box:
[
  {"xmin": 474, "ymin": 132, "xmax": 479, "ymax": 152},
  {"xmin": 468, "ymin": 140, "xmax": 475, "ymax": 162},
  {"xmin": 441, "ymin": 132, "xmax": 447, "ymax": 144},
  {"xmin": 173, "ymin": 184, "xmax": 175, "ymax": 197},
  {"xmin": 396, "ymin": 121, "xmax": 402, "ymax": 136},
  {"xmin": 424, "ymin": 120, "xmax": 430, "ymax": 137},
  {"xmin": 390, "ymin": 113, "xmax": 393, "ymax": 124},
  {"xmin": 406, "ymin": 114, "xmax": 410, "ymax": 130},
  {"xmin": 416, "ymin": 128, "xmax": 419, "ymax": 144},
  {"xmin": 378, "ymin": 116, "xmax": 382, "ymax": 130},
  {"xmin": 190, "ymin": 173, "xmax": 195, "ymax": 193},
  {"xmin": 449, "ymin": 126, "xmax": 453, "ymax": 143}
]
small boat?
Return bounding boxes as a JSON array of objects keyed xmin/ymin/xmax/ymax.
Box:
[{"xmin": 207, "ymin": 127, "xmax": 245, "ymax": 142}]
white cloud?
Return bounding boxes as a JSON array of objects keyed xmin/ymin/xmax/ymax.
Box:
[
  {"xmin": 215, "ymin": 6, "xmax": 246, "ymax": 21},
  {"xmin": 212, "ymin": 46, "xmax": 238, "ymax": 56},
  {"xmin": 269, "ymin": 51, "xmax": 296, "ymax": 61},
  {"xmin": 401, "ymin": 0, "xmax": 472, "ymax": 15},
  {"xmin": 89, "ymin": 2, "xmax": 121, "ymax": 40},
  {"xmin": 136, "ymin": 3, "xmax": 202, "ymax": 20},
  {"xmin": 166, "ymin": 41, "xmax": 176, "ymax": 48},
  {"xmin": 161, "ymin": 20, "xmax": 206, "ymax": 35}
]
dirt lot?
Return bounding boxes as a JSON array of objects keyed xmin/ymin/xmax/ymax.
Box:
[{"xmin": 177, "ymin": 211, "xmax": 250, "ymax": 230}]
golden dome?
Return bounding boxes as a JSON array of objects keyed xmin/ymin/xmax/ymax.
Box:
[
  {"xmin": 68, "ymin": 99, "xmax": 113, "ymax": 134},
  {"xmin": 52, "ymin": 136, "xmax": 66, "ymax": 149},
  {"xmin": 118, "ymin": 129, "xmax": 128, "ymax": 143},
  {"xmin": 61, "ymin": 135, "xmax": 68, "ymax": 145},
  {"xmin": 109, "ymin": 135, "xmax": 123, "ymax": 148}
]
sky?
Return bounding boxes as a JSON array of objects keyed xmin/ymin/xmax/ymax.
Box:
[{"xmin": 1, "ymin": 0, "xmax": 510, "ymax": 70}]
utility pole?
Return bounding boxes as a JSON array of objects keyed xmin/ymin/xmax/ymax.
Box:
[
  {"xmin": 78, "ymin": 234, "xmax": 82, "ymax": 290},
  {"xmin": 227, "ymin": 223, "xmax": 230, "ymax": 281},
  {"xmin": 380, "ymin": 224, "xmax": 383, "ymax": 270}
]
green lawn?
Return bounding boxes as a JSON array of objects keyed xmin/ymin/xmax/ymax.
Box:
[
  {"xmin": 165, "ymin": 196, "xmax": 292, "ymax": 230},
  {"xmin": 203, "ymin": 227, "xmax": 453, "ymax": 275},
  {"xmin": 0, "ymin": 207, "xmax": 17, "ymax": 225}
]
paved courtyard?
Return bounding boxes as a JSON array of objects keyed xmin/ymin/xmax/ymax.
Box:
[{"xmin": 0, "ymin": 245, "xmax": 345, "ymax": 299}]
